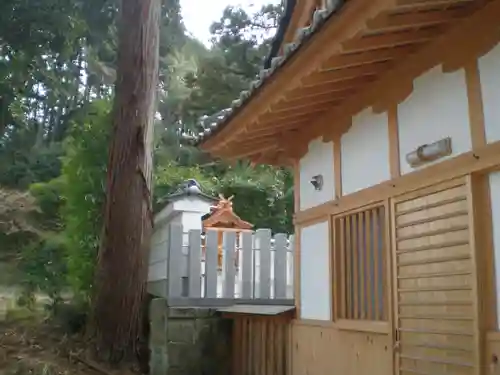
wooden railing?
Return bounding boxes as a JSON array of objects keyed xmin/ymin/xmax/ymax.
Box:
[{"xmin": 147, "ymin": 223, "xmax": 294, "ymax": 306}]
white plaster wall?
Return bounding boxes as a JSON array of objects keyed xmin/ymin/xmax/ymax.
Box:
[
  {"xmin": 300, "ymin": 221, "xmax": 331, "ymax": 320},
  {"xmin": 181, "ymin": 211, "xmax": 205, "ymax": 232},
  {"xmin": 150, "ymin": 195, "xmax": 212, "ymax": 282},
  {"xmin": 148, "ymin": 220, "xmax": 170, "ymax": 282},
  {"xmin": 173, "ymin": 196, "xmax": 213, "ymax": 214},
  {"xmin": 341, "ymin": 108, "xmax": 391, "ymax": 195},
  {"xmin": 479, "ymin": 41, "xmax": 500, "ymax": 144},
  {"xmin": 299, "ymin": 138, "xmax": 335, "ymax": 210},
  {"xmin": 489, "ymin": 171, "xmax": 500, "ymax": 328},
  {"xmin": 398, "ymin": 66, "xmax": 472, "ymax": 175}
]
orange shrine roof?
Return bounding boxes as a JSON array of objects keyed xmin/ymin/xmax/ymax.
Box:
[{"xmin": 202, "ymin": 195, "xmax": 253, "ymax": 231}]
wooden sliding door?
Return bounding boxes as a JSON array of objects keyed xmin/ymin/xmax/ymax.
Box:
[{"xmin": 391, "ymin": 178, "xmax": 480, "ymax": 375}]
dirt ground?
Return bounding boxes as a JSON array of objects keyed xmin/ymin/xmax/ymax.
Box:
[{"xmin": 0, "ymin": 309, "xmax": 138, "ymax": 375}]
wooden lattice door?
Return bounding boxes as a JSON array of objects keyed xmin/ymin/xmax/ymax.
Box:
[{"xmin": 391, "ymin": 178, "xmax": 479, "ymax": 375}]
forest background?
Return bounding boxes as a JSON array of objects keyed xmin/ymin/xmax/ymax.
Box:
[{"xmin": 0, "ymin": 0, "xmax": 292, "ymax": 305}]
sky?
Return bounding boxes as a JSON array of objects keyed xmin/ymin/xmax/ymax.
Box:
[{"xmin": 180, "ymin": 0, "xmax": 280, "ymax": 45}]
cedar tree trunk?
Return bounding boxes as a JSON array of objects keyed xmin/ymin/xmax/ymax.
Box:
[{"xmin": 91, "ymin": 0, "xmax": 159, "ymax": 363}]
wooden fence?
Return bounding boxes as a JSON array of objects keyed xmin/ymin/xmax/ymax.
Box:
[
  {"xmin": 147, "ymin": 224, "xmax": 294, "ymax": 306},
  {"xmin": 232, "ymin": 315, "xmax": 292, "ymax": 375}
]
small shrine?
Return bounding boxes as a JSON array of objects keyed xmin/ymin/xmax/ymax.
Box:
[
  {"xmin": 202, "ymin": 194, "xmax": 253, "ymax": 231},
  {"xmin": 154, "ymin": 179, "xmax": 254, "ymax": 270},
  {"xmin": 202, "ymin": 194, "xmax": 254, "ymax": 268}
]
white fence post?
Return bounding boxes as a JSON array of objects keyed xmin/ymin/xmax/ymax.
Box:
[
  {"xmin": 204, "ymin": 230, "xmax": 218, "ymax": 298},
  {"xmin": 257, "ymin": 229, "xmax": 272, "ymax": 299},
  {"xmin": 149, "ymin": 224, "xmax": 295, "ymax": 303},
  {"xmin": 222, "ymin": 231, "xmax": 237, "ymax": 298},
  {"xmin": 288, "ymin": 235, "xmax": 295, "ymax": 299},
  {"xmin": 187, "ymin": 229, "xmax": 202, "ymax": 298},
  {"xmin": 167, "ymin": 224, "xmax": 183, "ymax": 298},
  {"xmin": 241, "ymin": 232, "xmax": 253, "ymax": 298},
  {"xmin": 274, "ymin": 233, "xmax": 288, "ymax": 299}
]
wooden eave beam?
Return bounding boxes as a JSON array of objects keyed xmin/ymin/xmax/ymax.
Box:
[
  {"xmin": 285, "ymin": 88, "xmax": 354, "ymax": 103},
  {"xmin": 321, "ymin": 45, "xmax": 418, "ymax": 70},
  {"xmin": 228, "ymin": 134, "xmax": 278, "ymax": 148},
  {"xmin": 252, "ymin": 117, "xmax": 308, "ymax": 133},
  {"xmin": 302, "ymin": 61, "xmax": 391, "ymax": 86},
  {"xmin": 201, "ymin": 0, "xmax": 402, "ymax": 152},
  {"xmin": 368, "ymin": 6, "xmax": 472, "ymax": 31},
  {"xmin": 207, "ymin": 0, "xmax": 493, "ymax": 165},
  {"xmin": 256, "ymin": 111, "xmax": 317, "ymax": 126},
  {"xmin": 295, "ymin": 75, "xmax": 376, "ymax": 95},
  {"xmin": 219, "ymin": 142, "xmax": 278, "ymax": 159},
  {"xmin": 257, "ymin": 110, "xmax": 322, "ymax": 124},
  {"xmin": 273, "ymin": 96, "xmax": 343, "ymax": 112},
  {"xmin": 342, "ymin": 26, "xmax": 443, "ymax": 53},
  {"xmin": 308, "ymin": 0, "xmax": 497, "ymax": 142},
  {"xmin": 394, "ymin": 0, "xmax": 474, "ymax": 12},
  {"xmin": 270, "ymin": 102, "xmax": 339, "ymax": 117},
  {"xmin": 242, "ymin": 120, "xmax": 310, "ymax": 141},
  {"xmin": 241, "ymin": 120, "xmax": 307, "ymax": 140},
  {"xmin": 203, "ymin": 0, "xmax": 478, "ymax": 156}
]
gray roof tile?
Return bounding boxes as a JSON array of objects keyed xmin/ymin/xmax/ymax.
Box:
[{"xmin": 193, "ymin": 0, "xmax": 345, "ymax": 146}]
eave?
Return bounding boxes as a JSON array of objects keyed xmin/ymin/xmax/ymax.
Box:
[
  {"xmin": 264, "ymin": 0, "xmax": 297, "ymax": 69},
  {"xmin": 197, "ymin": 0, "xmax": 488, "ymax": 166}
]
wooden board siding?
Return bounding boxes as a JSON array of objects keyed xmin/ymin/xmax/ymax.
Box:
[
  {"xmin": 290, "ymin": 321, "xmax": 392, "ymax": 375},
  {"xmin": 231, "ymin": 315, "xmax": 292, "ymax": 375},
  {"xmin": 391, "ymin": 178, "xmax": 479, "ymax": 375}
]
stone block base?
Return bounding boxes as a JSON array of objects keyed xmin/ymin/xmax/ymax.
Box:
[{"xmin": 149, "ymin": 298, "xmax": 231, "ymax": 375}]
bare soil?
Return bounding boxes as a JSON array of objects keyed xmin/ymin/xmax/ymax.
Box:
[{"xmin": 0, "ymin": 311, "xmax": 138, "ymax": 375}]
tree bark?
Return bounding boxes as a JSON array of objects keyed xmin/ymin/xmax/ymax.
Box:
[{"xmin": 91, "ymin": 0, "xmax": 159, "ymax": 363}]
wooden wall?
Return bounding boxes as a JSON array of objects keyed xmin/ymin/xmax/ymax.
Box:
[
  {"xmin": 486, "ymin": 332, "xmax": 500, "ymax": 373},
  {"xmin": 231, "ymin": 314, "xmax": 292, "ymax": 375},
  {"xmin": 289, "ymin": 5, "xmax": 500, "ymax": 375},
  {"xmin": 290, "ymin": 321, "xmax": 392, "ymax": 375},
  {"xmin": 231, "ymin": 315, "xmax": 500, "ymax": 375}
]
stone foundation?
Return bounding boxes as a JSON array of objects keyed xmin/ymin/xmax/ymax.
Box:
[{"xmin": 149, "ymin": 298, "xmax": 232, "ymax": 375}]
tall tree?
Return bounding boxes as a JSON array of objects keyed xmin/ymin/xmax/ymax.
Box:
[{"xmin": 90, "ymin": 0, "xmax": 160, "ymax": 363}]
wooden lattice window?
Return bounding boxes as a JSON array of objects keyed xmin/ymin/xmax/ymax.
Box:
[{"xmin": 333, "ymin": 204, "xmax": 387, "ymax": 322}]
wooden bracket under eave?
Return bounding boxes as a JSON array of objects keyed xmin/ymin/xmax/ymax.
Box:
[
  {"xmin": 372, "ymin": 81, "xmax": 414, "ymax": 114},
  {"xmin": 441, "ymin": 0, "xmax": 500, "ymax": 72},
  {"xmin": 322, "ymin": 118, "xmax": 352, "ymax": 143}
]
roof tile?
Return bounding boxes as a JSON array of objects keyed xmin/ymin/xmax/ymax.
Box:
[{"xmin": 193, "ymin": 0, "xmax": 346, "ymax": 146}]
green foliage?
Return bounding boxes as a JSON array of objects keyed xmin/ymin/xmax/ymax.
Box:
[
  {"xmin": 61, "ymin": 100, "xmax": 111, "ymax": 299},
  {"xmin": 0, "ymin": 144, "xmax": 63, "ymax": 189},
  {"xmin": 29, "ymin": 177, "xmax": 65, "ymax": 231},
  {"xmin": 17, "ymin": 100, "xmax": 111, "ymax": 303},
  {"xmin": 181, "ymin": 4, "xmax": 282, "ymax": 124},
  {"xmin": 19, "ymin": 234, "xmax": 67, "ymax": 302},
  {"xmin": 216, "ymin": 164, "xmax": 293, "ymax": 233},
  {"xmin": 0, "ymin": 0, "xmax": 293, "ymax": 320},
  {"xmin": 154, "ymin": 161, "xmax": 216, "ymax": 211}
]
